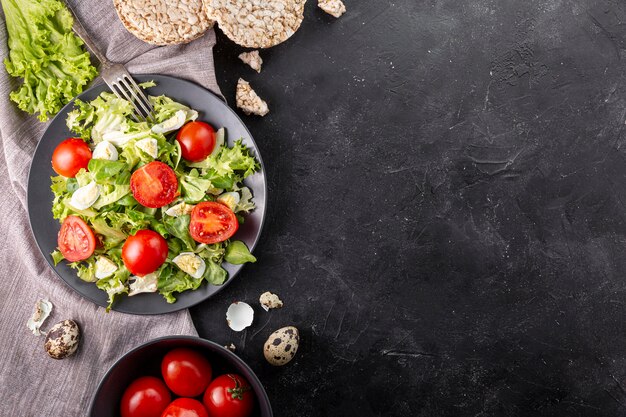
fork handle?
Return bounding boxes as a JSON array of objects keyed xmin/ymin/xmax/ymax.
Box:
[{"xmin": 64, "ymin": 1, "xmax": 110, "ymax": 67}]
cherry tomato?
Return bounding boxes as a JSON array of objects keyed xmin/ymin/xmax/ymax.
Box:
[
  {"xmin": 57, "ymin": 215, "xmax": 96, "ymax": 262},
  {"xmin": 122, "ymin": 230, "xmax": 168, "ymax": 276},
  {"xmin": 51, "ymin": 138, "xmax": 92, "ymax": 178},
  {"xmin": 203, "ymin": 374, "xmax": 254, "ymax": 417},
  {"xmin": 189, "ymin": 202, "xmax": 239, "ymax": 244},
  {"xmin": 161, "ymin": 398, "xmax": 208, "ymax": 417},
  {"xmin": 176, "ymin": 121, "xmax": 216, "ymax": 162},
  {"xmin": 120, "ymin": 376, "xmax": 171, "ymax": 417},
  {"xmin": 161, "ymin": 348, "xmax": 213, "ymax": 397},
  {"xmin": 130, "ymin": 161, "xmax": 179, "ymax": 208}
]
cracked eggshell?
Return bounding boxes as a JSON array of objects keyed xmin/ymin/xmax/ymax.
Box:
[
  {"xmin": 263, "ymin": 326, "xmax": 299, "ymax": 366},
  {"xmin": 259, "ymin": 291, "xmax": 283, "ymax": 311},
  {"xmin": 226, "ymin": 302, "xmax": 254, "ymax": 331},
  {"xmin": 44, "ymin": 320, "xmax": 80, "ymax": 359},
  {"xmin": 26, "ymin": 299, "xmax": 53, "ymax": 336}
]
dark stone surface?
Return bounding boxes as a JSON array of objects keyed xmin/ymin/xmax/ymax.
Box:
[{"xmin": 191, "ymin": 1, "xmax": 626, "ymax": 415}]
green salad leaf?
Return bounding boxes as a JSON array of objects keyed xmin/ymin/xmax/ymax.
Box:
[
  {"xmin": 224, "ymin": 241, "xmax": 257, "ymax": 265},
  {"xmin": 1, "ymin": 0, "xmax": 98, "ymax": 121}
]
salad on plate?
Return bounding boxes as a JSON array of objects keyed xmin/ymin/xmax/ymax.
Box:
[{"xmin": 49, "ymin": 86, "xmax": 259, "ymax": 310}]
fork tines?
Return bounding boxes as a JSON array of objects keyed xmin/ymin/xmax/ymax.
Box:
[{"xmin": 109, "ymin": 74, "xmax": 154, "ymax": 122}]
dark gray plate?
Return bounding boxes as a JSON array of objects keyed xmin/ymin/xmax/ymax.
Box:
[{"xmin": 27, "ymin": 74, "xmax": 267, "ymax": 315}]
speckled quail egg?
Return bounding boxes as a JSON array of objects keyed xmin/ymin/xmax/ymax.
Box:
[
  {"xmin": 44, "ymin": 319, "xmax": 80, "ymax": 359},
  {"xmin": 263, "ymin": 326, "xmax": 299, "ymax": 366}
]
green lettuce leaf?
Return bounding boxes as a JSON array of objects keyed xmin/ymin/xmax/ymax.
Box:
[
  {"xmin": 88, "ymin": 159, "xmax": 127, "ymax": 182},
  {"xmin": 163, "ymin": 215, "xmax": 196, "ymax": 252},
  {"xmin": 96, "ymin": 267, "xmax": 130, "ymax": 312},
  {"xmin": 180, "ymin": 169, "xmax": 214, "ymax": 203},
  {"xmin": 204, "ymin": 260, "xmax": 228, "ymax": 285},
  {"xmin": 157, "ymin": 264, "xmax": 203, "ymax": 304},
  {"xmin": 51, "ymin": 250, "xmax": 64, "ymax": 266},
  {"xmin": 150, "ymin": 95, "xmax": 198, "ymax": 123},
  {"xmin": 224, "ymin": 241, "xmax": 256, "ymax": 264},
  {"xmin": 2, "ymin": 0, "xmax": 98, "ymax": 121}
]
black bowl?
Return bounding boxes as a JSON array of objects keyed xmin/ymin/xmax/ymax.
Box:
[{"xmin": 89, "ymin": 336, "xmax": 273, "ymax": 417}]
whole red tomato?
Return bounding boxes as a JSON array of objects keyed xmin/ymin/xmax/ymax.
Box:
[
  {"xmin": 161, "ymin": 398, "xmax": 208, "ymax": 417},
  {"xmin": 161, "ymin": 348, "xmax": 213, "ymax": 397},
  {"xmin": 203, "ymin": 374, "xmax": 255, "ymax": 417},
  {"xmin": 120, "ymin": 376, "xmax": 171, "ymax": 417},
  {"xmin": 121, "ymin": 230, "xmax": 168, "ymax": 276},
  {"xmin": 51, "ymin": 138, "xmax": 92, "ymax": 177},
  {"xmin": 176, "ymin": 121, "xmax": 216, "ymax": 162}
]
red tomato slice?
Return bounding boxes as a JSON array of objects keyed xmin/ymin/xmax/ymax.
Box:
[
  {"xmin": 176, "ymin": 121, "xmax": 216, "ymax": 162},
  {"xmin": 203, "ymin": 374, "xmax": 255, "ymax": 417},
  {"xmin": 161, "ymin": 398, "xmax": 208, "ymax": 417},
  {"xmin": 189, "ymin": 202, "xmax": 239, "ymax": 244},
  {"xmin": 161, "ymin": 348, "xmax": 213, "ymax": 397},
  {"xmin": 122, "ymin": 230, "xmax": 169, "ymax": 276},
  {"xmin": 52, "ymin": 138, "xmax": 92, "ymax": 178},
  {"xmin": 57, "ymin": 215, "xmax": 96, "ymax": 262},
  {"xmin": 120, "ymin": 376, "xmax": 171, "ymax": 417},
  {"xmin": 130, "ymin": 161, "xmax": 178, "ymax": 208}
]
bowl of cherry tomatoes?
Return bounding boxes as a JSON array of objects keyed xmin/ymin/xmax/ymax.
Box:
[{"xmin": 89, "ymin": 336, "xmax": 272, "ymax": 417}]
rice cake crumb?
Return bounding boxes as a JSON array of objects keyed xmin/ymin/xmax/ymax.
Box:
[
  {"xmin": 205, "ymin": 0, "xmax": 306, "ymax": 48},
  {"xmin": 114, "ymin": 0, "xmax": 213, "ymax": 45},
  {"xmin": 239, "ymin": 51, "xmax": 263, "ymax": 73},
  {"xmin": 318, "ymin": 0, "xmax": 346, "ymax": 18},
  {"xmin": 236, "ymin": 78, "xmax": 269, "ymax": 116}
]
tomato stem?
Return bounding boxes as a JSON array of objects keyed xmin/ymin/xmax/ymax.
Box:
[{"xmin": 226, "ymin": 374, "xmax": 251, "ymax": 400}]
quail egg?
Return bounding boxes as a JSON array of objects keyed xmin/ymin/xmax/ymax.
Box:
[
  {"xmin": 44, "ymin": 319, "xmax": 80, "ymax": 359},
  {"xmin": 70, "ymin": 181, "xmax": 100, "ymax": 210},
  {"xmin": 263, "ymin": 326, "xmax": 299, "ymax": 366}
]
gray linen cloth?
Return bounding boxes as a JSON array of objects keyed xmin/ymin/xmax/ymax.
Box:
[{"xmin": 0, "ymin": 2, "xmax": 222, "ymax": 415}]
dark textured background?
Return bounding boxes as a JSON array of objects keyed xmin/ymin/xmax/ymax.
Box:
[{"xmin": 191, "ymin": 1, "xmax": 626, "ymax": 415}]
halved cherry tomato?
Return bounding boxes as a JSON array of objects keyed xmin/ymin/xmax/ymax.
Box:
[
  {"xmin": 120, "ymin": 376, "xmax": 171, "ymax": 417},
  {"xmin": 57, "ymin": 215, "xmax": 96, "ymax": 262},
  {"xmin": 52, "ymin": 138, "xmax": 92, "ymax": 178},
  {"xmin": 176, "ymin": 121, "xmax": 216, "ymax": 162},
  {"xmin": 161, "ymin": 398, "xmax": 208, "ymax": 417},
  {"xmin": 121, "ymin": 230, "xmax": 168, "ymax": 276},
  {"xmin": 161, "ymin": 348, "xmax": 213, "ymax": 397},
  {"xmin": 189, "ymin": 202, "xmax": 239, "ymax": 244},
  {"xmin": 130, "ymin": 161, "xmax": 178, "ymax": 208},
  {"xmin": 203, "ymin": 374, "xmax": 255, "ymax": 417}
]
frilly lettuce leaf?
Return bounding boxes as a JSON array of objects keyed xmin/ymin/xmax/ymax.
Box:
[{"xmin": 2, "ymin": 0, "xmax": 98, "ymax": 121}]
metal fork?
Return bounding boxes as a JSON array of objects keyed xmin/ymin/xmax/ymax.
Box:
[{"xmin": 65, "ymin": 3, "xmax": 154, "ymax": 121}]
